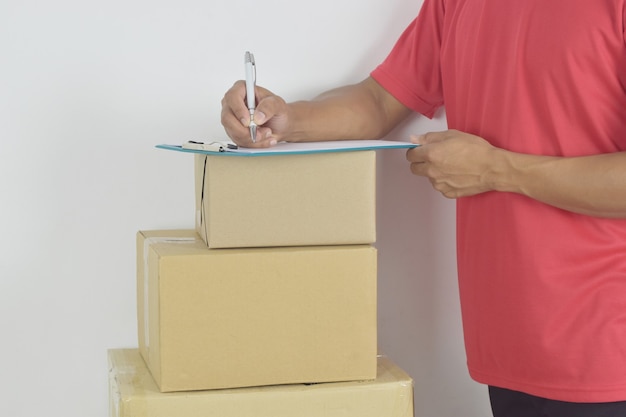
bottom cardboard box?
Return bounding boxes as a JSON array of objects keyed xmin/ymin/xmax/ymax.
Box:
[{"xmin": 109, "ymin": 349, "xmax": 414, "ymax": 417}]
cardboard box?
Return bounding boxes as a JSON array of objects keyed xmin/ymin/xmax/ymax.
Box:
[
  {"xmin": 137, "ymin": 230, "xmax": 377, "ymax": 392},
  {"xmin": 109, "ymin": 349, "xmax": 414, "ymax": 417},
  {"xmin": 194, "ymin": 151, "xmax": 376, "ymax": 248}
]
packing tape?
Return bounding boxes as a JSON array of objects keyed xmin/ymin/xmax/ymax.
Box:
[
  {"xmin": 376, "ymin": 354, "xmax": 415, "ymax": 417},
  {"xmin": 392, "ymin": 381, "xmax": 415, "ymax": 417},
  {"xmin": 109, "ymin": 370, "xmax": 121, "ymax": 417},
  {"xmin": 108, "ymin": 354, "xmax": 136, "ymax": 417}
]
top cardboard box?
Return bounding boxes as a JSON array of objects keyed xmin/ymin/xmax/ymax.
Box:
[{"xmin": 194, "ymin": 150, "xmax": 376, "ymax": 248}]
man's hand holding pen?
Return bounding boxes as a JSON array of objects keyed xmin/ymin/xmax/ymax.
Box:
[
  {"xmin": 221, "ymin": 81, "xmax": 288, "ymax": 148},
  {"xmin": 221, "ymin": 52, "xmax": 289, "ymax": 148}
]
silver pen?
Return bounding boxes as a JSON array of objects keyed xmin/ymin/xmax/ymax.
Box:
[{"xmin": 244, "ymin": 51, "xmax": 257, "ymax": 142}]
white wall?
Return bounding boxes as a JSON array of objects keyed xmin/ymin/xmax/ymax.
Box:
[{"xmin": 0, "ymin": 1, "xmax": 491, "ymax": 416}]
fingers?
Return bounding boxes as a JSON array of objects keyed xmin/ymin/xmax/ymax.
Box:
[
  {"xmin": 405, "ymin": 129, "xmax": 495, "ymax": 198},
  {"xmin": 406, "ymin": 137, "xmax": 426, "ymax": 164},
  {"xmin": 221, "ymin": 81, "xmax": 286, "ymax": 148},
  {"xmin": 405, "ymin": 131, "xmax": 447, "ymax": 177},
  {"xmin": 221, "ymin": 81, "xmax": 252, "ymax": 145},
  {"xmin": 405, "ymin": 129, "xmax": 459, "ymax": 163},
  {"xmin": 221, "ymin": 81, "xmax": 266, "ymax": 147},
  {"xmin": 412, "ymin": 130, "xmax": 455, "ymax": 145}
]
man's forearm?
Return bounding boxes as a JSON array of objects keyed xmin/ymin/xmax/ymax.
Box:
[
  {"xmin": 493, "ymin": 150, "xmax": 626, "ymax": 218},
  {"xmin": 285, "ymin": 78, "xmax": 411, "ymax": 142}
]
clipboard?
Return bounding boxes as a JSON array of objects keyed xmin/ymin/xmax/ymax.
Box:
[{"xmin": 157, "ymin": 139, "xmax": 418, "ymax": 157}]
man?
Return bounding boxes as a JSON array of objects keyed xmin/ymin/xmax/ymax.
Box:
[{"xmin": 221, "ymin": 1, "xmax": 626, "ymax": 415}]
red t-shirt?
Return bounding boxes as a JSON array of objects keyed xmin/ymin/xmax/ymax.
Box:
[{"xmin": 372, "ymin": 0, "xmax": 626, "ymax": 402}]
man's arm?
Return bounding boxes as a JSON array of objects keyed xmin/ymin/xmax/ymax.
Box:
[
  {"xmin": 407, "ymin": 130, "xmax": 626, "ymax": 218},
  {"xmin": 494, "ymin": 148, "xmax": 626, "ymax": 218},
  {"xmin": 221, "ymin": 77, "xmax": 412, "ymax": 147}
]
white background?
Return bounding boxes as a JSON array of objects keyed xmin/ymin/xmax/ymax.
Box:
[{"xmin": 0, "ymin": 1, "xmax": 491, "ymax": 416}]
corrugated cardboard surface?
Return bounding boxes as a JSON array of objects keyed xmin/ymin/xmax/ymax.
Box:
[
  {"xmin": 137, "ymin": 230, "xmax": 377, "ymax": 392},
  {"xmin": 194, "ymin": 150, "xmax": 376, "ymax": 248},
  {"xmin": 109, "ymin": 349, "xmax": 414, "ymax": 417}
]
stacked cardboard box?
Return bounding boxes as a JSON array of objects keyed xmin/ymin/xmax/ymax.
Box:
[
  {"xmin": 109, "ymin": 349, "xmax": 414, "ymax": 417},
  {"xmin": 109, "ymin": 149, "xmax": 414, "ymax": 416},
  {"xmin": 193, "ymin": 151, "xmax": 377, "ymax": 248}
]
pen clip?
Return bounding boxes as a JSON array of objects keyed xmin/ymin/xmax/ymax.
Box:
[
  {"xmin": 245, "ymin": 51, "xmax": 256, "ymax": 111},
  {"xmin": 245, "ymin": 51, "xmax": 256, "ymax": 82}
]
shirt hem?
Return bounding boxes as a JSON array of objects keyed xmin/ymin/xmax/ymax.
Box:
[{"xmin": 469, "ymin": 367, "xmax": 626, "ymax": 403}]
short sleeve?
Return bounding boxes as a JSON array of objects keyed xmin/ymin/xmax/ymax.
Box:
[{"xmin": 370, "ymin": 0, "xmax": 446, "ymax": 118}]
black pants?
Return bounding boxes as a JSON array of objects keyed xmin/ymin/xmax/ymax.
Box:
[{"xmin": 489, "ymin": 386, "xmax": 626, "ymax": 417}]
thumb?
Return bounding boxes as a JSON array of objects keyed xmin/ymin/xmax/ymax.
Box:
[
  {"xmin": 413, "ymin": 131, "xmax": 448, "ymax": 145},
  {"xmin": 410, "ymin": 134, "xmax": 432, "ymax": 145}
]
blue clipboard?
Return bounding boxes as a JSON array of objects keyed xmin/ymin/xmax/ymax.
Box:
[{"xmin": 157, "ymin": 139, "xmax": 417, "ymax": 157}]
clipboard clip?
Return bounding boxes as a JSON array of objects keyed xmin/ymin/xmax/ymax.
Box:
[{"xmin": 182, "ymin": 140, "xmax": 239, "ymax": 152}]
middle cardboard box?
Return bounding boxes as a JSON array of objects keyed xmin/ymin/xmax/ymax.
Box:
[{"xmin": 137, "ymin": 230, "xmax": 378, "ymax": 393}]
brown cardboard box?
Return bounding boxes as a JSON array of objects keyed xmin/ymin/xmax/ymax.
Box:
[
  {"xmin": 194, "ymin": 150, "xmax": 376, "ymax": 248},
  {"xmin": 109, "ymin": 349, "xmax": 414, "ymax": 417},
  {"xmin": 137, "ymin": 230, "xmax": 377, "ymax": 392}
]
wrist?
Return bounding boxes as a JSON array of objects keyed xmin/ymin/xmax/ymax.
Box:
[
  {"xmin": 284, "ymin": 101, "xmax": 314, "ymax": 142},
  {"xmin": 487, "ymin": 148, "xmax": 520, "ymax": 193}
]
